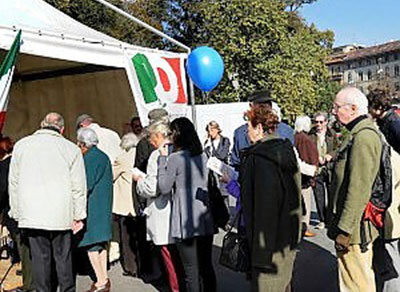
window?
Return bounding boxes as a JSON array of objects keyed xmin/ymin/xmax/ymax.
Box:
[
  {"xmin": 367, "ymin": 70, "xmax": 372, "ymax": 80},
  {"xmin": 348, "ymin": 72, "xmax": 353, "ymax": 83},
  {"xmin": 395, "ymin": 53, "xmax": 399, "ymax": 61},
  {"xmin": 395, "ymin": 65, "xmax": 400, "ymax": 77},
  {"xmin": 347, "ymin": 63, "xmax": 351, "ymax": 69},
  {"xmin": 358, "ymin": 71, "xmax": 364, "ymax": 81},
  {"xmin": 385, "ymin": 66, "xmax": 391, "ymax": 76},
  {"xmin": 358, "ymin": 61, "xmax": 363, "ymax": 67},
  {"xmin": 367, "ymin": 59, "xmax": 372, "ymax": 66}
]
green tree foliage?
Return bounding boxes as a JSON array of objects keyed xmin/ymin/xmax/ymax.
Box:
[
  {"xmin": 282, "ymin": 0, "xmax": 318, "ymax": 11},
  {"xmin": 196, "ymin": 0, "xmax": 337, "ymax": 121}
]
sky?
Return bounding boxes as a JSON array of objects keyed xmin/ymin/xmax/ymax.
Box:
[{"xmin": 300, "ymin": 0, "xmax": 400, "ymax": 47}]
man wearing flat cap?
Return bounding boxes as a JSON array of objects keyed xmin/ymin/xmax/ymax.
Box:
[{"xmin": 230, "ymin": 90, "xmax": 295, "ymax": 169}]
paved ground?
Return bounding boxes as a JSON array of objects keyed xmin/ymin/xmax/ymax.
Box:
[{"xmin": 76, "ymin": 216, "xmax": 339, "ymax": 292}]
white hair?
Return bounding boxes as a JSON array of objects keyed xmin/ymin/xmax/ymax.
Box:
[
  {"xmin": 77, "ymin": 128, "xmax": 99, "ymax": 148},
  {"xmin": 295, "ymin": 116, "xmax": 312, "ymax": 133},
  {"xmin": 148, "ymin": 120, "xmax": 170, "ymax": 137},
  {"xmin": 120, "ymin": 133, "xmax": 140, "ymax": 152},
  {"xmin": 271, "ymin": 102, "xmax": 282, "ymax": 122},
  {"xmin": 40, "ymin": 112, "xmax": 64, "ymax": 131},
  {"xmin": 338, "ymin": 87, "xmax": 369, "ymax": 115}
]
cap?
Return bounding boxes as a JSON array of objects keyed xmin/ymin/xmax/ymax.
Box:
[
  {"xmin": 248, "ymin": 90, "xmax": 273, "ymax": 104},
  {"xmin": 148, "ymin": 108, "xmax": 168, "ymax": 123},
  {"xmin": 76, "ymin": 114, "xmax": 93, "ymax": 129}
]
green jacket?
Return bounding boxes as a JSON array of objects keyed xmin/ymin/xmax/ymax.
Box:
[{"xmin": 328, "ymin": 118, "xmax": 382, "ymax": 245}]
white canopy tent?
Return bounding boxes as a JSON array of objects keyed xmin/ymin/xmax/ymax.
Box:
[{"xmin": 0, "ymin": 0, "xmax": 189, "ymax": 139}]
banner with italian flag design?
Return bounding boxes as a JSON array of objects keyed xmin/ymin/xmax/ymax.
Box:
[
  {"xmin": 0, "ymin": 30, "xmax": 21, "ymax": 132},
  {"xmin": 125, "ymin": 51, "xmax": 191, "ymax": 125}
]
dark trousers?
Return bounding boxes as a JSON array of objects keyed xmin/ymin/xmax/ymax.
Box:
[
  {"xmin": 118, "ymin": 216, "xmax": 139, "ymax": 275},
  {"xmin": 15, "ymin": 231, "xmax": 35, "ymax": 291},
  {"xmin": 176, "ymin": 235, "xmax": 216, "ymax": 292},
  {"xmin": 313, "ymin": 174, "xmax": 327, "ymax": 223},
  {"xmin": 27, "ymin": 229, "xmax": 74, "ymax": 292}
]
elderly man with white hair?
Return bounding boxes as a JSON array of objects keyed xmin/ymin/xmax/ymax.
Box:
[
  {"xmin": 294, "ymin": 115, "xmax": 319, "ymax": 238},
  {"xmin": 77, "ymin": 128, "xmax": 113, "ymax": 292},
  {"xmin": 9, "ymin": 112, "xmax": 87, "ymax": 292},
  {"xmin": 327, "ymin": 87, "xmax": 382, "ymax": 292}
]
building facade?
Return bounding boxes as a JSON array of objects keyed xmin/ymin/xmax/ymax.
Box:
[{"xmin": 327, "ymin": 41, "xmax": 400, "ymax": 94}]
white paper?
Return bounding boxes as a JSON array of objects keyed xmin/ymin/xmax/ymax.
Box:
[{"xmin": 206, "ymin": 157, "xmax": 238, "ymax": 180}]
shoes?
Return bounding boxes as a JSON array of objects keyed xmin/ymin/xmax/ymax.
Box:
[
  {"xmin": 315, "ymin": 222, "xmax": 325, "ymax": 230},
  {"xmin": 304, "ymin": 230, "xmax": 316, "ymax": 237},
  {"xmin": 85, "ymin": 279, "xmax": 111, "ymax": 292},
  {"xmin": 122, "ymin": 271, "xmax": 137, "ymax": 278}
]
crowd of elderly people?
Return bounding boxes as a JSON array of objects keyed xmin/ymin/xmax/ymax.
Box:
[{"xmin": 0, "ymin": 85, "xmax": 399, "ymax": 292}]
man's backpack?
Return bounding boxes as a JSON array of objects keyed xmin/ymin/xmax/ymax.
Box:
[{"xmin": 370, "ymin": 134, "xmax": 393, "ymax": 212}]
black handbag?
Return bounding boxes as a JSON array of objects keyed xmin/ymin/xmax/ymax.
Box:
[
  {"xmin": 219, "ymin": 210, "xmax": 250, "ymax": 272},
  {"xmin": 207, "ymin": 171, "xmax": 230, "ymax": 229}
]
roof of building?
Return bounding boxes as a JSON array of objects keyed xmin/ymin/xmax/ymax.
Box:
[{"xmin": 327, "ymin": 40, "xmax": 400, "ymax": 65}]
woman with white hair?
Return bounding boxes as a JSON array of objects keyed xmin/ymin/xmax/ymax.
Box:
[
  {"xmin": 77, "ymin": 128, "xmax": 113, "ymax": 292},
  {"xmin": 294, "ymin": 116, "xmax": 319, "ymax": 238},
  {"xmin": 132, "ymin": 120, "xmax": 181, "ymax": 292},
  {"xmin": 112, "ymin": 133, "xmax": 140, "ymax": 277}
]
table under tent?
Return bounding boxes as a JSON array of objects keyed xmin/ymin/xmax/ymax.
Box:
[{"xmin": 0, "ymin": 0, "xmax": 190, "ymax": 141}]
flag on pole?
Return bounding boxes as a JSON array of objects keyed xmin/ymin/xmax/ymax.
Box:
[{"xmin": 0, "ymin": 30, "xmax": 21, "ymax": 132}]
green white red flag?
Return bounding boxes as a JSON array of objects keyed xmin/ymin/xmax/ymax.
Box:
[
  {"xmin": 0, "ymin": 30, "xmax": 21, "ymax": 132},
  {"xmin": 126, "ymin": 51, "xmax": 190, "ymax": 125}
]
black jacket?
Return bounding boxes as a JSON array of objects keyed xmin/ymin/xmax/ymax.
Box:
[
  {"xmin": 378, "ymin": 109, "xmax": 400, "ymax": 154},
  {"xmin": 204, "ymin": 136, "xmax": 231, "ymax": 164},
  {"xmin": 239, "ymin": 136, "xmax": 302, "ymax": 269}
]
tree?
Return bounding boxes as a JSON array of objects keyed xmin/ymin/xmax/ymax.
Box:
[
  {"xmin": 197, "ymin": 0, "xmax": 336, "ymax": 121},
  {"xmin": 282, "ymin": 0, "xmax": 318, "ymax": 12}
]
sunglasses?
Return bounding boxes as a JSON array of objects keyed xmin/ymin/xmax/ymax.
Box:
[{"xmin": 315, "ymin": 120, "xmax": 325, "ymax": 124}]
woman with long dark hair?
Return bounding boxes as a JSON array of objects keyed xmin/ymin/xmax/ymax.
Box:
[{"xmin": 157, "ymin": 117, "xmax": 216, "ymax": 292}]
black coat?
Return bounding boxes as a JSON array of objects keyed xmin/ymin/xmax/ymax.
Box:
[
  {"xmin": 378, "ymin": 109, "xmax": 400, "ymax": 154},
  {"xmin": 240, "ymin": 136, "xmax": 302, "ymax": 269},
  {"xmin": 204, "ymin": 136, "xmax": 231, "ymax": 164}
]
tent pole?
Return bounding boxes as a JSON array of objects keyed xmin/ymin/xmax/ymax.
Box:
[
  {"xmin": 92, "ymin": 0, "xmax": 197, "ymax": 127},
  {"xmin": 92, "ymin": 0, "xmax": 190, "ymax": 52}
]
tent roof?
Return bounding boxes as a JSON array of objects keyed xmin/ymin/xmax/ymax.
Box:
[
  {"xmin": 0, "ymin": 0, "xmax": 186, "ymax": 68},
  {"xmin": 2, "ymin": 0, "xmax": 119, "ymax": 44}
]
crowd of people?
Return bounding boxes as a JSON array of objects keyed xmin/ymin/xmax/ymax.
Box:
[{"xmin": 0, "ymin": 85, "xmax": 399, "ymax": 292}]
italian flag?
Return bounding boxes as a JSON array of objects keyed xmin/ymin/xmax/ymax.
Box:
[{"xmin": 0, "ymin": 30, "xmax": 21, "ymax": 132}]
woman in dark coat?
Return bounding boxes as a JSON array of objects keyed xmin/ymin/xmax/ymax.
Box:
[
  {"xmin": 77, "ymin": 128, "xmax": 113, "ymax": 292},
  {"xmin": 240, "ymin": 104, "xmax": 302, "ymax": 292},
  {"xmin": 204, "ymin": 120, "xmax": 230, "ymax": 164}
]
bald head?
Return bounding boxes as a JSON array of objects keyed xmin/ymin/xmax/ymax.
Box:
[
  {"xmin": 40, "ymin": 112, "xmax": 65, "ymax": 133},
  {"xmin": 333, "ymin": 87, "xmax": 369, "ymax": 125},
  {"xmin": 336, "ymin": 87, "xmax": 369, "ymax": 115}
]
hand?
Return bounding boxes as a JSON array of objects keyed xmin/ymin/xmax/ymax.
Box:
[
  {"xmin": 132, "ymin": 173, "xmax": 143, "ymax": 182},
  {"xmin": 219, "ymin": 171, "xmax": 230, "ymax": 184},
  {"xmin": 324, "ymin": 154, "xmax": 333, "ymax": 163},
  {"xmin": 72, "ymin": 220, "xmax": 84, "ymax": 234},
  {"xmin": 159, "ymin": 142, "xmax": 169, "ymax": 156},
  {"xmin": 335, "ymin": 233, "xmax": 350, "ymax": 253},
  {"xmin": 319, "ymin": 156, "xmax": 325, "ymax": 165}
]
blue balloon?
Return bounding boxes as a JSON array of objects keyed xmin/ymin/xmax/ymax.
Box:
[{"xmin": 187, "ymin": 46, "xmax": 224, "ymax": 92}]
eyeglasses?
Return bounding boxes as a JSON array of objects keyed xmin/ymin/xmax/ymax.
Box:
[
  {"xmin": 332, "ymin": 103, "xmax": 351, "ymax": 112},
  {"xmin": 315, "ymin": 120, "xmax": 325, "ymax": 124}
]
